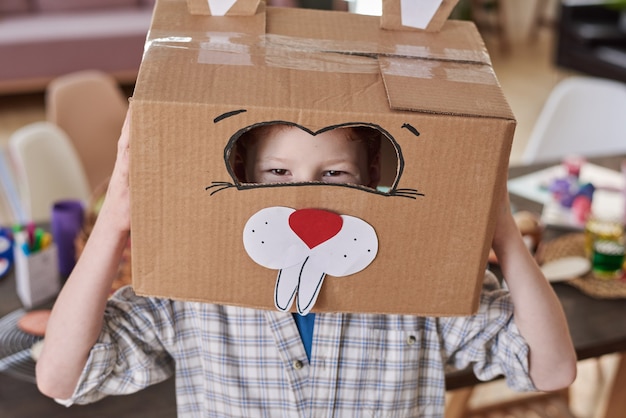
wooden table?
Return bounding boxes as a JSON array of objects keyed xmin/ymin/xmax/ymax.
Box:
[
  {"xmin": 1, "ymin": 155, "xmax": 625, "ymax": 418},
  {"xmin": 447, "ymin": 154, "xmax": 626, "ymax": 418},
  {"xmin": 508, "ymin": 155, "xmax": 626, "ymax": 418},
  {"xmin": 510, "ymin": 156, "xmax": 626, "ymax": 366}
]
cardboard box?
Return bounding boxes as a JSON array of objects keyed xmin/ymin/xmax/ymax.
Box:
[{"xmin": 130, "ymin": 0, "xmax": 515, "ymax": 316}]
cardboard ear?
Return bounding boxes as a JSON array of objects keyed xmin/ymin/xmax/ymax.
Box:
[
  {"xmin": 186, "ymin": 0, "xmax": 459, "ymax": 31},
  {"xmin": 187, "ymin": 0, "xmax": 261, "ymax": 16},
  {"xmin": 381, "ymin": 0, "xmax": 460, "ymax": 32}
]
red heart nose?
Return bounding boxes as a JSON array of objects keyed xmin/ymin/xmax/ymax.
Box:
[{"xmin": 289, "ymin": 208, "xmax": 343, "ymax": 249}]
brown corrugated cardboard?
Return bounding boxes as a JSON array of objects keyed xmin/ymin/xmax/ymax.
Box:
[{"xmin": 130, "ymin": 0, "xmax": 515, "ymax": 316}]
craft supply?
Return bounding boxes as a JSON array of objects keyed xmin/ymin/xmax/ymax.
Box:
[
  {"xmin": 592, "ymin": 240, "xmax": 624, "ymax": 280},
  {"xmin": 571, "ymin": 195, "xmax": 592, "ymax": 224},
  {"xmin": 584, "ymin": 217, "xmax": 623, "ymax": 258},
  {"xmin": 30, "ymin": 339, "xmax": 45, "ymax": 362},
  {"xmin": 563, "ymin": 155, "xmax": 585, "ymax": 178},
  {"xmin": 13, "ymin": 231, "xmax": 60, "ymax": 308},
  {"xmin": 584, "ymin": 189, "xmax": 625, "ymax": 267},
  {"xmin": 540, "ymin": 256, "xmax": 591, "ymax": 282},
  {"xmin": 51, "ymin": 200, "xmax": 84, "ymax": 278},
  {"xmin": 17, "ymin": 309, "xmax": 51, "ymax": 337},
  {"xmin": 622, "ymin": 159, "xmax": 626, "ymax": 225},
  {"xmin": 12, "ymin": 225, "xmax": 52, "ymax": 256}
]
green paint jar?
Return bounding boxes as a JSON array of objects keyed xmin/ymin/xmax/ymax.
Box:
[{"xmin": 592, "ymin": 239, "xmax": 625, "ymax": 280}]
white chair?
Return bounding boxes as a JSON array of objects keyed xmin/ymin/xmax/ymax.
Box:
[
  {"xmin": 521, "ymin": 76, "xmax": 626, "ymax": 164},
  {"xmin": 8, "ymin": 122, "xmax": 91, "ymax": 223}
]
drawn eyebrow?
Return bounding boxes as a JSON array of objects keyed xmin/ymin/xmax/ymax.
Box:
[
  {"xmin": 214, "ymin": 109, "xmax": 247, "ymax": 124},
  {"xmin": 401, "ymin": 123, "xmax": 420, "ymax": 137}
]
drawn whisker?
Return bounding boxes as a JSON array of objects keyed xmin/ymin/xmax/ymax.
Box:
[
  {"xmin": 206, "ymin": 181, "xmax": 233, "ymax": 189},
  {"xmin": 396, "ymin": 188, "xmax": 423, "ymax": 194},
  {"xmin": 392, "ymin": 193, "xmax": 417, "ymax": 200},
  {"xmin": 206, "ymin": 182, "xmax": 236, "ymax": 195},
  {"xmin": 391, "ymin": 188, "xmax": 424, "ymax": 199}
]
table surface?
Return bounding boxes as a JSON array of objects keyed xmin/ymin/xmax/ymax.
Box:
[
  {"xmin": 1, "ymin": 155, "xmax": 625, "ymax": 416},
  {"xmin": 508, "ymin": 156, "xmax": 626, "ymax": 361},
  {"xmin": 449, "ymin": 155, "xmax": 626, "ymax": 389}
]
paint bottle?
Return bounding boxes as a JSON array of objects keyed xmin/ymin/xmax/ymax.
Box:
[
  {"xmin": 584, "ymin": 189, "xmax": 625, "ymax": 279},
  {"xmin": 622, "ymin": 159, "xmax": 626, "ymax": 226}
]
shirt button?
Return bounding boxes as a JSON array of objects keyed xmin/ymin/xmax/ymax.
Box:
[
  {"xmin": 406, "ymin": 335, "xmax": 417, "ymax": 345},
  {"xmin": 293, "ymin": 360, "xmax": 304, "ymax": 370}
]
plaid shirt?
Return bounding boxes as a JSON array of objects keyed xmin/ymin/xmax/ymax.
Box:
[{"xmin": 65, "ymin": 271, "xmax": 534, "ymax": 417}]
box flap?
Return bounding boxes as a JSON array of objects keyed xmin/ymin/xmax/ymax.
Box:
[{"xmin": 379, "ymin": 57, "xmax": 514, "ymax": 119}]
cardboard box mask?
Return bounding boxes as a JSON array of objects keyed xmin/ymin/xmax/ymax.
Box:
[{"xmin": 130, "ymin": 0, "xmax": 515, "ymax": 316}]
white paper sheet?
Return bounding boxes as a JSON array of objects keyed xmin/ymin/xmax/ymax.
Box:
[
  {"xmin": 509, "ymin": 163, "xmax": 625, "ymax": 230},
  {"xmin": 508, "ymin": 163, "xmax": 624, "ymax": 205},
  {"xmin": 400, "ymin": 0, "xmax": 443, "ymax": 29},
  {"xmin": 208, "ymin": 0, "xmax": 237, "ymax": 16}
]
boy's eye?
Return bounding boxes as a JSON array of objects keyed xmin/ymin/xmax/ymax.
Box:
[
  {"xmin": 323, "ymin": 170, "xmax": 345, "ymax": 177},
  {"xmin": 270, "ymin": 169, "xmax": 289, "ymax": 176}
]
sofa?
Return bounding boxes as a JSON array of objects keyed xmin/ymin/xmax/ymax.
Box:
[
  {"xmin": 0, "ymin": 0, "xmax": 155, "ymax": 95},
  {"xmin": 556, "ymin": 3, "xmax": 626, "ymax": 84}
]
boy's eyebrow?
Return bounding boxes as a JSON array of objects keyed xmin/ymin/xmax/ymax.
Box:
[
  {"xmin": 258, "ymin": 156, "xmax": 358, "ymax": 166},
  {"xmin": 256, "ymin": 156, "xmax": 292, "ymax": 165},
  {"xmin": 318, "ymin": 157, "xmax": 361, "ymax": 166}
]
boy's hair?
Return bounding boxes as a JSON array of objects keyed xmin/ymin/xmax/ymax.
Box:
[
  {"xmin": 232, "ymin": 123, "xmax": 382, "ymax": 183},
  {"xmin": 343, "ymin": 125, "xmax": 382, "ymax": 164}
]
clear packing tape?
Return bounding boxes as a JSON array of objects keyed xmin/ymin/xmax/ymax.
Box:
[{"xmin": 145, "ymin": 31, "xmax": 496, "ymax": 83}]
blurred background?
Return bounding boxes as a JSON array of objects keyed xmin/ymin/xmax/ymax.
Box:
[{"xmin": 1, "ymin": 1, "xmax": 626, "ymax": 417}]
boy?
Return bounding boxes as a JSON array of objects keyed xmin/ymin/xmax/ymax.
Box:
[
  {"xmin": 37, "ymin": 115, "xmax": 576, "ymax": 417},
  {"xmin": 231, "ymin": 123, "xmax": 381, "ymax": 188}
]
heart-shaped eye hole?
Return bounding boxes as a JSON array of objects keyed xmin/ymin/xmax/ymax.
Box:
[{"xmin": 227, "ymin": 122, "xmax": 398, "ymax": 191}]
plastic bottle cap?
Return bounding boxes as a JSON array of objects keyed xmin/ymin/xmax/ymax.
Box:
[{"xmin": 591, "ymin": 189, "xmax": 625, "ymax": 222}]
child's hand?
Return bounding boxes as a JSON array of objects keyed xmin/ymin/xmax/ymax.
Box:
[{"xmin": 99, "ymin": 111, "xmax": 131, "ymax": 234}]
